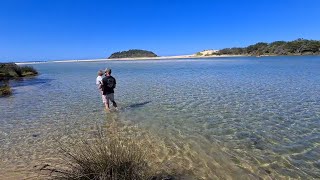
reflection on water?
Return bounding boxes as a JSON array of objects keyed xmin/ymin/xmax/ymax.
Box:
[
  {"xmin": 10, "ymin": 78, "xmax": 53, "ymax": 88},
  {"xmin": 0, "ymin": 56, "xmax": 320, "ymax": 179},
  {"xmin": 125, "ymin": 101, "xmax": 152, "ymax": 109}
]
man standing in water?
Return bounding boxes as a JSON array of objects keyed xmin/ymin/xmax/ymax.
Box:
[{"xmin": 102, "ymin": 68, "xmax": 118, "ymax": 111}]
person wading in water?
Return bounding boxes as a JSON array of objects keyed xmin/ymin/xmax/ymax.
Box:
[{"xmin": 102, "ymin": 68, "xmax": 118, "ymax": 111}]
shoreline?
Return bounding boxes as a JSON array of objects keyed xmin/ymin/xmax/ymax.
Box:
[
  {"xmin": 14, "ymin": 54, "xmax": 320, "ymax": 65},
  {"xmin": 107, "ymin": 54, "xmax": 245, "ymax": 60},
  {"xmin": 15, "ymin": 54, "xmax": 246, "ymax": 65}
]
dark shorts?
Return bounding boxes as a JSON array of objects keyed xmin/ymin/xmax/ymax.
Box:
[{"xmin": 103, "ymin": 93, "xmax": 115, "ymax": 102}]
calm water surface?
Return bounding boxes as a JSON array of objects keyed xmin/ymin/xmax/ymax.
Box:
[{"xmin": 0, "ymin": 56, "xmax": 320, "ymax": 179}]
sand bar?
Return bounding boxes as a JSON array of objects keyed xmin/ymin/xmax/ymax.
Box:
[{"xmin": 15, "ymin": 54, "xmax": 246, "ymax": 65}]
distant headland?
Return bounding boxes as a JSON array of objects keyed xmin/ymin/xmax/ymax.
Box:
[
  {"xmin": 195, "ymin": 38, "xmax": 320, "ymax": 57},
  {"xmin": 9, "ymin": 38, "xmax": 320, "ymax": 64},
  {"xmin": 108, "ymin": 39, "xmax": 320, "ymax": 60},
  {"xmin": 108, "ymin": 49, "xmax": 158, "ymax": 59}
]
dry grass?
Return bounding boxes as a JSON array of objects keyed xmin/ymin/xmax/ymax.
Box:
[
  {"xmin": 49, "ymin": 136, "xmax": 151, "ymax": 179},
  {"xmin": 41, "ymin": 122, "xmax": 184, "ymax": 180}
]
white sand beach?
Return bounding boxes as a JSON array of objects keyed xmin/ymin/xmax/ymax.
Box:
[
  {"xmin": 15, "ymin": 54, "xmax": 246, "ymax": 65},
  {"xmin": 107, "ymin": 54, "xmax": 245, "ymax": 61}
]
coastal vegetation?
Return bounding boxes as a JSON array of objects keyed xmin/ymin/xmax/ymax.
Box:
[
  {"xmin": 44, "ymin": 123, "xmax": 184, "ymax": 180},
  {"xmin": 197, "ymin": 39, "xmax": 320, "ymax": 56},
  {"xmin": 108, "ymin": 49, "xmax": 158, "ymax": 59},
  {"xmin": 0, "ymin": 63, "xmax": 38, "ymax": 97},
  {"xmin": 0, "ymin": 63, "xmax": 38, "ymax": 80},
  {"xmin": 50, "ymin": 137, "xmax": 153, "ymax": 179},
  {"xmin": 0, "ymin": 83, "xmax": 12, "ymax": 96}
]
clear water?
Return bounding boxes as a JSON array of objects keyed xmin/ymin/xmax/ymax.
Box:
[{"xmin": 1, "ymin": 56, "xmax": 320, "ymax": 179}]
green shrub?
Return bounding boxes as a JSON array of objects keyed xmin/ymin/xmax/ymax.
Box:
[
  {"xmin": 0, "ymin": 83, "xmax": 12, "ymax": 97},
  {"xmin": 0, "ymin": 63, "xmax": 38, "ymax": 79},
  {"xmin": 20, "ymin": 66, "xmax": 38, "ymax": 76}
]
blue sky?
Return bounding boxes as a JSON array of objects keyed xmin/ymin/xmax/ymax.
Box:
[{"xmin": 0, "ymin": 0, "xmax": 320, "ymax": 62}]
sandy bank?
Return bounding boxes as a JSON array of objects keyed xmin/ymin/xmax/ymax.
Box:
[
  {"xmin": 15, "ymin": 54, "xmax": 246, "ymax": 65},
  {"xmin": 107, "ymin": 54, "xmax": 245, "ymax": 61}
]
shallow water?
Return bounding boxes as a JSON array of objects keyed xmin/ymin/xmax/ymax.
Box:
[{"xmin": 1, "ymin": 56, "xmax": 320, "ymax": 179}]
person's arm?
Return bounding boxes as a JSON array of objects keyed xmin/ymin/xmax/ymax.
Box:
[
  {"xmin": 98, "ymin": 81, "xmax": 103, "ymax": 90},
  {"xmin": 114, "ymin": 78, "xmax": 116, "ymax": 88},
  {"xmin": 96, "ymin": 77, "xmax": 99, "ymax": 85},
  {"xmin": 96, "ymin": 78, "xmax": 100, "ymax": 89}
]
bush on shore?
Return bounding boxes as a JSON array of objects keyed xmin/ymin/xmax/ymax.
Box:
[
  {"xmin": 20, "ymin": 66, "xmax": 38, "ymax": 76},
  {"xmin": 0, "ymin": 83, "xmax": 12, "ymax": 97},
  {"xmin": 0, "ymin": 63, "xmax": 38, "ymax": 80}
]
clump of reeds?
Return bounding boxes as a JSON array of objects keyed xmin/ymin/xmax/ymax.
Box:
[
  {"xmin": 40, "ymin": 119, "xmax": 189, "ymax": 180},
  {"xmin": 45, "ymin": 134, "xmax": 157, "ymax": 179}
]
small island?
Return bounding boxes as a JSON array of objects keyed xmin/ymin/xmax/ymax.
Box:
[
  {"xmin": 196, "ymin": 39, "xmax": 320, "ymax": 56},
  {"xmin": 0, "ymin": 63, "xmax": 38, "ymax": 97},
  {"xmin": 108, "ymin": 49, "xmax": 158, "ymax": 59}
]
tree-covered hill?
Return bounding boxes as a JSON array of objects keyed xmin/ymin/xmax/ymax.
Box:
[
  {"xmin": 199, "ymin": 39, "xmax": 320, "ymax": 56},
  {"xmin": 108, "ymin": 49, "xmax": 158, "ymax": 59}
]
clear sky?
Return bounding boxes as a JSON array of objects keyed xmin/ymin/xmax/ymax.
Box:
[{"xmin": 0, "ymin": 0, "xmax": 320, "ymax": 62}]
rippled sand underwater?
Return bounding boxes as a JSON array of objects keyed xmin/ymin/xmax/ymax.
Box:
[{"xmin": 0, "ymin": 56, "xmax": 320, "ymax": 179}]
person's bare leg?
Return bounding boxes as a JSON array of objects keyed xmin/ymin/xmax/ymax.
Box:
[{"xmin": 105, "ymin": 99, "xmax": 110, "ymax": 112}]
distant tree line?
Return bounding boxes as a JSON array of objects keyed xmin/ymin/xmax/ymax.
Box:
[
  {"xmin": 108, "ymin": 49, "xmax": 158, "ymax": 59},
  {"xmin": 215, "ymin": 39, "xmax": 320, "ymax": 56}
]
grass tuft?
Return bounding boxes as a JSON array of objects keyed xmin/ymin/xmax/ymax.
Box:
[
  {"xmin": 39, "ymin": 120, "xmax": 190, "ymax": 180},
  {"xmin": 45, "ymin": 133, "xmax": 165, "ymax": 179}
]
